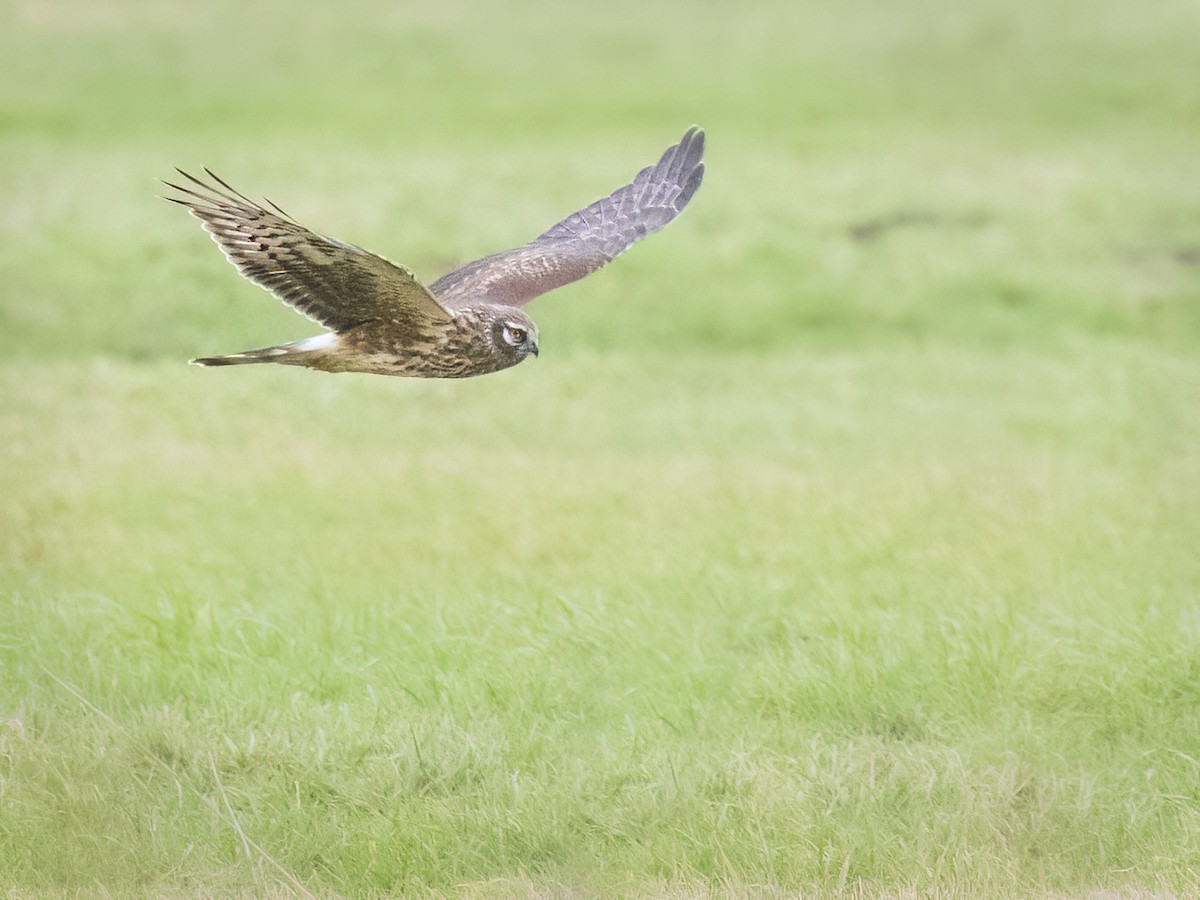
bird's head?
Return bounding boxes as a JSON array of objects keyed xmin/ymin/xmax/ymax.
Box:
[{"xmin": 492, "ymin": 310, "xmax": 540, "ymax": 362}]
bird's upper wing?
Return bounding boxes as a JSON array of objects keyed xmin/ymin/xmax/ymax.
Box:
[
  {"xmin": 429, "ymin": 127, "xmax": 705, "ymax": 309},
  {"xmin": 165, "ymin": 169, "xmax": 451, "ymax": 335}
]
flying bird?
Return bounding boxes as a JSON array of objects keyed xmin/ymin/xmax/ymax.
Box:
[{"xmin": 166, "ymin": 127, "xmax": 705, "ymax": 378}]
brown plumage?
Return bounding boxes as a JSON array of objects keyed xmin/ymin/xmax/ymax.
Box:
[{"xmin": 167, "ymin": 127, "xmax": 705, "ymax": 378}]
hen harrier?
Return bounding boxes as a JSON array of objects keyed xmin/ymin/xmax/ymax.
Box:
[{"xmin": 167, "ymin": 127, "xmax": 704, "ymax": 378}]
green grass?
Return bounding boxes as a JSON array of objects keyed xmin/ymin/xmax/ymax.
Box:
[{"xmin": 3, "ymin": 0, "xmax": 1200, "ymax": 895}]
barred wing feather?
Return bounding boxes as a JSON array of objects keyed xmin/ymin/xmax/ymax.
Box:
[
  {"xmin": 430, "ymin": 127, "xmax": 704, "ymax": 309},
  {"xmin": 165, "ymin": 169, "xmax": 450, "ymax": 337}
]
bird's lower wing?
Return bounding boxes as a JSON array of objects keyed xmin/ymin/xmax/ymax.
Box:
[
  {"xmin": 430, "ymin": 127, "xmax": 705, "ymax": 309},
  {"xmin": 166, "ymin": 169, "xmax": 450, "ymax": 336}
]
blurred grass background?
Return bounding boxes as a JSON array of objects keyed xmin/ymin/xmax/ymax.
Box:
[{"xmin": 2, "ymin": 0, "xmax": 1199, "ymax": 896}]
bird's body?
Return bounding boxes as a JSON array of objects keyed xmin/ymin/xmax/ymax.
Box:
[
  {"xmin": 199, "ymin": 306, "xmax": 536, "ymax": 379},
  {"xmin": 168, "ymin": 127, "xmax": 705, "ymax": 379}
]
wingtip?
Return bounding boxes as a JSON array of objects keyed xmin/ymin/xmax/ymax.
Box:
[
  {"xmin": 162, "ymin": 171, "xmax": 192, "ymax": 199},
  {"xmin": 655, "ymin": 126, "xmax": 705, "ymax": 187},
  {"xmin": 678, "ymin": 161, "xmax": 704, "ymax": 209}
]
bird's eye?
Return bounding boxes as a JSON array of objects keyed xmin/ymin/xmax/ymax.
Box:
[{"xmin": 507, "ymin": 327, "xmax": 527, "ymax": 344}]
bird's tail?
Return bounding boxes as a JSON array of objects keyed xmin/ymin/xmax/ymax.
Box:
[{"xmin": 190, "ymin": 345, "xmax": 297, "ymax": 367}]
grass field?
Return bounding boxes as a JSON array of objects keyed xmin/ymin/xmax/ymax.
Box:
[{"xmin": 2, "ymin": 0, "xmax": 1200, "ymax": 896}]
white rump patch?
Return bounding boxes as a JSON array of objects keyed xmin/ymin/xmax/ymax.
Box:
[{"xmin": 296, "ymin": 332, "xmax": 339, "ymax": 352}]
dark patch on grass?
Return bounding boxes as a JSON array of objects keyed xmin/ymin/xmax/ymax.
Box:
[{"xmin": 848, "ymin": 209, "xmax": 992, "ymax": 243}]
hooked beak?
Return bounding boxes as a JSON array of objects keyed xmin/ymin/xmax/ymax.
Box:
[{"xmin": 529, "ymin": 342, "xmax": 539, "ymax": 358}]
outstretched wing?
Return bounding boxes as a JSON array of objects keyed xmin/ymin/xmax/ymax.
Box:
[
  {"xmin": 166, "ymin": 169, "xmax": 451, "ymax": 335},
  {"xmin": 430, "ymin": 126, "xmax": 705, "ymax": 309}
]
